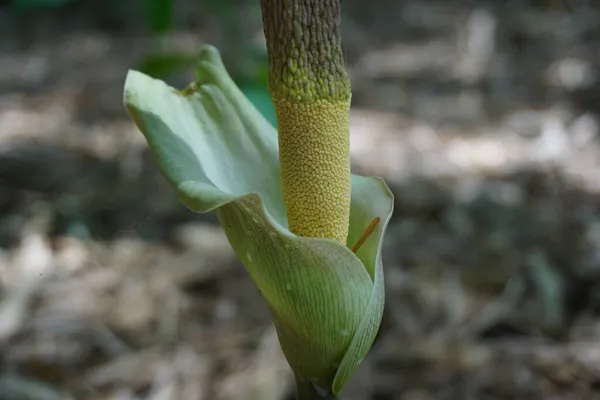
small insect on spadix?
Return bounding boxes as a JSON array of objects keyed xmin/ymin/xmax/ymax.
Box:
[{"xmin": 351, "ymin": 217, "xmax": 380, "ymax": 253}]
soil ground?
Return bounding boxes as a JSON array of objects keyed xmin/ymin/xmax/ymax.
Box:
[{"xmin": 2, "ymin": 1, "xmax": 600, "ymax": 399}]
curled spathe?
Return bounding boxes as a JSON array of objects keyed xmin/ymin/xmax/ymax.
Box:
[{"xmin": 123, "ymin": 45, "xmax": 393, "ymax": 396}]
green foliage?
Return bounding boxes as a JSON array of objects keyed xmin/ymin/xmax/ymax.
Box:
[
  {"xmin": 142, "ymin": 0, "xmax": 173, "ymax": 34},
  {"xmin": 238, "ymin": 83, "xmax": 277, "ymax": 126},
  {"xmin": 135, "ymin": 53, "xmax": 197, "ymax": 79},
  {"xmin": 12, "ymin": 0, "xmax": 78, "ymax": 10}
]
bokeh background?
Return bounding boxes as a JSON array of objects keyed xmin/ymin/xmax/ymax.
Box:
[{"xmin": 1, "ymin": 0, "xmax": 600, "ymax": 399}]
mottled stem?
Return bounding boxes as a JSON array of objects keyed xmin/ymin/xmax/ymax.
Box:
[{"xmin": 260, "ymin": 0, "xmax": 352, "ymax": 244}]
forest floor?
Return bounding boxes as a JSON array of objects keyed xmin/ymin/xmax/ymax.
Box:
[{"xmin": 1, "ymin": 1, "xmax": 600, "ymax": 399}]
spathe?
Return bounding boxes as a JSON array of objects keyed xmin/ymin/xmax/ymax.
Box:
[{"xmin": 123, "ymin": 45, "xmax": 393, "ymax": 396}]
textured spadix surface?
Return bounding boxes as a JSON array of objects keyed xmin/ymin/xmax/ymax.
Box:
[{"xmin": 123, "ymin": 45, "xmax": 393, "ymax": 395}]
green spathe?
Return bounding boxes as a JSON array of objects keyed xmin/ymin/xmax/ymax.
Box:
[{"xmin": 123, "ymin": 45, "xmax": 393, "ymax": 396}]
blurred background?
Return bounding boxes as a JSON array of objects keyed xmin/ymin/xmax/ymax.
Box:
[{"xmin": 1, "ymin": 0, "xmax": 600, "ymax": 399}]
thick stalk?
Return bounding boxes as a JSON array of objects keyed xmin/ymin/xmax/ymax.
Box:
[
  {"xmin": 296, "ymin": 376, "xmax": 338, "ymax": 400},
  {"xmin": 260, "ymin": 0, "xmax": 352, "ymax": 244}
]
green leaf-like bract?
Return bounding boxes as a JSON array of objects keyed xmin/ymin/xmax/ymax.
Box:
[{"xmin": 123, "ymin": 45, "xmax": 393, "ymax": 396}]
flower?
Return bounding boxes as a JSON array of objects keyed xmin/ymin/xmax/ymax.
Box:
[
  {"xmin": 261, "ymin": 0, "xmax": 353, "ymax": 244},
  {"xmin": 124, "ymin": 44, "xmax": 392, "ymax": 398}
]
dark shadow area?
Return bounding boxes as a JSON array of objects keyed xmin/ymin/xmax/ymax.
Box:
[{"xmin": 0, "ymin": 144, "xmax": 218, "ymax": 247}]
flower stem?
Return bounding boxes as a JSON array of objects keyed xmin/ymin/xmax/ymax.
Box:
[{"xmin": 296, "ymin": 377, "xmax": 338, "ymax": 400}]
